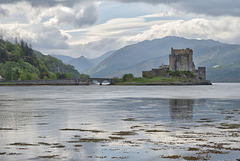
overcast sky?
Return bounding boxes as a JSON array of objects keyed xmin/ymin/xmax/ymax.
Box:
[{"xmin": 0, "ymin": 0, "xmax": 240, "ymax": 58}]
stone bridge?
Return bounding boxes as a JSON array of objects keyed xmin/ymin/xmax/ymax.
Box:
[{"xmin": 77, "ymin": 78, "xmax": 114, "ymax": 85}]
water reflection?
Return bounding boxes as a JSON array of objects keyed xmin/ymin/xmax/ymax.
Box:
[
  {"xmin": 169, "ymin": 99, "xmax": 194, "ymax": 121},
  {"xmin": 0, "ymin": 86, "xmax": 239, "ymax": 161}
]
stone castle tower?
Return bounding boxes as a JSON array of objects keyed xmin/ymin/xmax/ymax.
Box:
[
  {"xmin": 169, "ymin": 48, "xmax": 195, "ymax": 72},
  {"xmin": 143, "ymin": 48, "xmax": 207, "ymax": 81}
]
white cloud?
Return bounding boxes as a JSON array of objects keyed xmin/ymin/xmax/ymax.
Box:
[
  {"xmin": 125, "ymin": 16, "xmax": 240, "ymax": 44},
  {"xmin": 1, "ymin": 0, "xmax": 240, "ymax": 59}
]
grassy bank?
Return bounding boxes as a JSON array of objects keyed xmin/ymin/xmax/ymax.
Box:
[{"xmin": 114, "ymin": 76, "xmax": 206, "ymax": 85}]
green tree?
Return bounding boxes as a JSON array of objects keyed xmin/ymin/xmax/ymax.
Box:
[
  {"xmin": 122, "ymin": 73, "xmax": 134, "ymax": 82},
  {"xmin": 56, "ymin": 72, "xmax": 72, "ymax": 79},
  {"xmin": 5, "ymin": 41, "xmax": 15, "ymax": 52},
  {"xmin": 49, "ymin": 72, "xmax": 57, "ymax": 80},
  {"xmin": 0, "ymin": 47, "xmax": 8, "ymax": 63},
  {"xmin": 80, "ymin": 74, "xmax": 90, "ymax": 79},
  {"xmin": 3, "ymin": 62, "xmax": 14, "ymax": 81}
]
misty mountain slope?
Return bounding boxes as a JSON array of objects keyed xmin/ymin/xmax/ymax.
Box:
[
  {"xmin": 51, "ymin": 54, "xmax": 73, "ymax": 64},
  {"xmin": 196, "ymin": 44, "xmax": 240, "ymax": 67},
  {"xmin": 111, "ymin": 56, "xmax": 169, "ymax": 77},
  {"xmin": 86, "ymin": 36, "xmax": 224, "ymax": 77},
  {"xmin": 89, "ymin": 50, "xmax": 115, "ymax": 66},
  {"xmin": 52, "ymin": 51, "xmax": 115, "ymax": 74},
  {"xmin": 196, "ymin": 44, "xmax": 240, "ymax": 82},
  {"xmin": 66, "ymin": 56, "xmax": 93, "ymax": 73}
]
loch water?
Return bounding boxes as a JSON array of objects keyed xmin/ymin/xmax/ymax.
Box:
[{"xmin": 0, "ymin": 83, "xmax": 239, "ymax": 161}]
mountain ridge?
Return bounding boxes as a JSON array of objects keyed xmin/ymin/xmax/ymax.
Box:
[{"xmin": 85, "ymin": 36, "xmax": 239, "ymax": 82}]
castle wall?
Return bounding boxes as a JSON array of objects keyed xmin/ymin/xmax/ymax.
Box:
[
  {"xmin": 197, "ymin": 67, "xmax": 206, "ymax": 80},
  {"xmin": 169, "ymin": 48, "xmax": 195, "ymax": 72}
]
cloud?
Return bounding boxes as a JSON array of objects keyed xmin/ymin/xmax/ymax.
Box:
[
  {"xmin": 71, "ymin": 38, "xmax": 124, "ymax": 58},
  {"xmin": 0, "ymin": 0, "xmax": 88, "ymax": 7},
  {"xmin": 39, "ymin": 4, "xmax": 98, "ymax": 28},
  {"xmin": 1, "ymin": 0, "xmax": 240, "ymax": 18},
  {"xmin": 125, "ymin": 17, "xmax": 240, "ymax": 44},
  {"xmin": 114, "ymin": 0, "xmax": 240, "ymax": 17},
  {"xmin": 0, "ymin": 6, "xmax": 8, "ymax": 17},
  {"xmin": 0, "ymin": 23, "xmax": 69, "ymax": 50},
  {"xmin": 0, "ymin": 1, "xmax": 99, "ymax": 28}
]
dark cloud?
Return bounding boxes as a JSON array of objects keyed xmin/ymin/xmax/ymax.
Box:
[
  {"xmin": 0, "ymin": 0, "xmax": 87, "ymax": 7},
  {"xmin": 115, "ymin": 0, "xmax": 240, "ymax": 17},
  {"xmin": 0, "ymin": 0, "xmax": 239, "ymax": 17}
]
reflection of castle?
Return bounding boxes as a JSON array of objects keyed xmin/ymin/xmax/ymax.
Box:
[
  {"xmin": 169, "ymin": 99, "xmax": 194, "ymax": 121},
  {"xmin": 142, "ymin": 48, "xmax": 206, "ymax": 80}
]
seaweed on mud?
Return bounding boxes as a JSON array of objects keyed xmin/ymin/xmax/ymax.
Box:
[
  {"xmin": 0, "ymin": 128, "xmax": 14, "ymax": 130},
  {"xmin": 74, "ymin": 145, "xmax": 82, "ymax": 147},
  {"xmin": 38, "ymin": 142, "xmax": 51, "ymax": 146},
  {"xmin": 8, "ymin": 153, "xmax": 22, "ymax": 155},
  {"xmin": 151, "ymin": 148, "xmax": 166, "ymax": 151},
  {"xmin": 38, "ymin": 155, "xmax": 60, "ymax": 159},
  {"xmin": 60, "ymin": 128, "xmax": 105, "ymax": 133},
  {"xmin": 205, "ymin": 149, "xmax": 229, "ymax": 154},
  {"xmin": 145, "ymin": 129, "xmax": 170, "ymax": 133},
  {"xmin": 37, "ymin": 123, "xmax": 49, "ymax": 125},
  {"xmin": 196, "ymin": 138, "xmax": 207, "ymax": 141},
  {"xmin": 112, "ymin": 131, "xmax": 138, "ymax": 136},
  {"xmin": 76, "ymin": 138, "xmax": 109, "ymax": 143},
  {"xmin": 88, "ymin": 156, "xmax": 107, "ymax": 159},
  {"xmin": 122, "ymin": 118, "xmax": 137, "ymax": 121},
  {"xmin": 33, "ymin": 116, "xmax": 44, "ymax": 118},
  {"xmin": 50, "ymin": 144, "xmax": 65, "ymax": 148},
  {"xmin": 0, "ymin": 152, "xmax": 6, "ymax": 155},
  {"xmin": 109, "ymin": 136, "xmax": 125, "ymax": 140},
  {"xmin": 182, "ymin": 155, "xmax": 211, "ymax": 161},
  {"xmin": 130, "ymin": 125, "xmax": 142, "ymax": 129},
  {"xmin": 217, "ymin": 123, "xmax": 240, "ymax": 129},
  {"xmin": 175, "ymin": 135, "xmax": 198, "ymax": 139},
  {"xmin": 111, "ymin": 156, "xmax": 129, "ymax": 159},
  {"xmin": 161, "ymin": 155, "xmax": 181, "ymax": 159},
  {"xmin": 9, "ymin": 143, "xmax": 38, "ymax": 146},
  {"xmin": 187, "ymin": 147, "xmax": 200, "ymax": 151},
  {"xmin": 17, "ymin": 148, "xmax": 28, "ymax": 150}
]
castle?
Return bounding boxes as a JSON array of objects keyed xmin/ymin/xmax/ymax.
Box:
[{"xmin": 142, "ymin": 48, "xmax": 206, "ymax": 80}]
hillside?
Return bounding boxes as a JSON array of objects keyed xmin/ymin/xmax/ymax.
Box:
[
  {"xmin": 0, "ymin": 38, "xmax": 80, "ymax": 81},
  {"xmin": 35, "ymin": 51, "xmax": 80, "ymax": 79},
  {"xmin": 85, "ymin": 36, "xmax": 240, "ymax": 82}
]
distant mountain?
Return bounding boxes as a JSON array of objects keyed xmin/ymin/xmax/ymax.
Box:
[
  {"xmin": 51, "ymin": 54, "xmax": 73, "ymax": 64},
  {"xmin": 86, "ymin": 36, "xmax": 222, "ymax": 76},
  {"xmin": 66, "ymin": 56, "xmax": 93, "ymax": 73},
  {"xmin": 89, "ymin": 50, "xmax": 115, "ymax": 66},
  {"xmin": 52, "ymin": 51, "xmax": 115, "ymax": 74},
  {"xmin": 86, "ymin": 36, "xmax": 240, "ymax": 82}
]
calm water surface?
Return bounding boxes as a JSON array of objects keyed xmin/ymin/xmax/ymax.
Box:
[{"xmin": 0, "ymin": 83, "xmax": 239, "ymax": 161}]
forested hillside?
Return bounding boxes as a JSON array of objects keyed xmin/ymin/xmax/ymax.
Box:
[{"xmin": 0, "ymin": 38, "xmax": 79, "ymax": 81}]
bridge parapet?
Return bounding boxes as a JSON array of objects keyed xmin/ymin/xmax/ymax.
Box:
[{"xmin": 77, "ymin": 78, "xmax": 114, "ymax": 85}]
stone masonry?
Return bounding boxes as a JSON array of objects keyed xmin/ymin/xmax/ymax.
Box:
[{"xmin": 169, "ymin": 48, "xmax": 195, "ymax": 72}]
